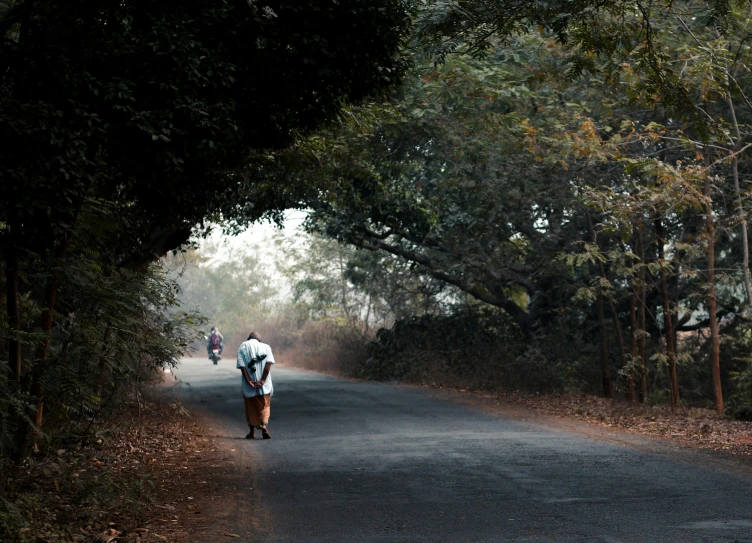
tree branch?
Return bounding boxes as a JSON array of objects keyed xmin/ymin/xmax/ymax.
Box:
[{"xmin": 351, "ymin": 229, "xmax": 534, "ymax": 332}]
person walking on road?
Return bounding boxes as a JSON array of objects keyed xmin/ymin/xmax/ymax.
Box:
[{"xmin": 237, "ymin": 332, "xmax": 275, "ymax": 439}]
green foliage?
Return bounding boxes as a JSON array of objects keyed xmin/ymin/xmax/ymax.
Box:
[
  {"xmin": 0, "ymin": 252, "xmax": 203, "ymax": 460},
  {"xmin": 244, "ymin": 1, "xmax": 752, "ymax": 412},
  {"xmin": 169, "ymin": 227, "xmax": 454, "ymax": 359},
  {"xmin": 1, "ymin": 0, "xmax": 411, "ymax": 257},
  {"xmin": 727, "ymin": 362, "xmax": 752, "ymax": 420},
  {"xmin": 0, "ymin": 0, "xmax": 412, "ymax": 468},
  {"xmin": 413, "ymin": 0, "xmax": 735, "ymax": 115},
  {"xmin": 172, "ymin": 1, "xmax": 752, "ymax": 411},
  {"xmin": 357, "ymin": 304, "xmax": 597, "ymax": 392},
  {"xmin": 722, "ymin": 326, "xmax": 752, "ymax": 420},
  {"xmin": 268, "ymin": 37, "xmax": 626, "ymax": 335}
]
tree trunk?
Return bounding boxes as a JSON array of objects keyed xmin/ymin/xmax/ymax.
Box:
[
  {"xmin": 586, "ymin": 211, "xmax": 613, "ymax": 399},
  {"xmin": 12, "ymin": 272, "xmax": 60, "ymax": 460},
  {"xmin": 31, "ymin": 275, "xmax": 60, "ymax": 426},
  {"xmin": 636, "ymin": 226, "xmax": 649, "ymax": 402},
  {"xmin": 705, "ymin": 167, "xmax": 723, "ymax": 415},
  {"xmin": 654, "ymin": 218, "xmax": 680, "ymax": 412},
  {"xmin": 594, "ymin": 257, "xmax": 629, "ymax": 398},
  {"xmin": 600, "ymin": 244, "xmax": 631, "ymax": 401},
  {"xmin": 731, "ymin": 154, "xmax": 752, "ymax": 308},
  {"xmin": 596, "ymin": 295, "xmax": 613, "ymax": 399},
  {"xmin": 28, "ymin": 217, "xmax": 78, "ymax": 428},
  {"xmin": 628, "ymin": 293, "xmax": 638, "ymax": 403},
  {"xmin": 363, "ymin": 295, "xmax": 372, "ymax": 337},
  {"xmin": 727, "ymin": 93, "xmax": 752, "ymax": 307},
  {"xmin": 5, "ymin": 213, "xmax": 21, "ymax": 383},
  {"xmin": 638, "ymin": 284, "xmax": 648, "ymax": 402},
  {"xmin": 5, "ymin": 1, "xmax": 31, "ymax": 385},
  {"xmin": 605, "ymin": 289, "xmax": 629, "ymax": 400},
  {"xmin": 95, "ymin": 326, "xmax": 113, "ymax": 398}
]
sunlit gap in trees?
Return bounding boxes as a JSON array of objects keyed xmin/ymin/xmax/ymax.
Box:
[{"xmin": 164, "ymin": 208, "xmax": 414, "ymax": 361}]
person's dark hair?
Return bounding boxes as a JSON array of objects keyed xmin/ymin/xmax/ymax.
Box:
[{"xmin": 248, "ymin": 332, "xmax": 261, "ymax": 341}]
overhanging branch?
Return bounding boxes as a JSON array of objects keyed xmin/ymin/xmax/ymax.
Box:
[{"xmin": 351, "ymin": 229, "xmax": 534, "ymax": 332}]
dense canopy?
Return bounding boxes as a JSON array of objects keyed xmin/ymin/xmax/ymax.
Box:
[
  {"xmin": 4, "ymin": 3, "xmax": 752, "ymax": 529},
  {"xmin": 0, "ymin": 0, "xmax": 410, "ymax": 468},
  {"xmin": 243, "ymin": 0, "xmax": 752, "ymax": 415}
]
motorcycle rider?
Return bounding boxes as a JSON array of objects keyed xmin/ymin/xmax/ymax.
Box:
[{"xmin": 207, "ymin": 327, "xmax": 224, "ymax": 359}]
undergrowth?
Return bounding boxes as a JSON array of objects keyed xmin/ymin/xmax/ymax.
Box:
[{"xmin": 0, "ymin": 399, "xmax": 186, "ymax": 543}]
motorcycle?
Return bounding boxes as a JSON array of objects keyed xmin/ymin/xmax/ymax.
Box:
[
  {"xmin": 209, "ymin": 347, "xmax": 221, "ymax": 365},
  {"xmin": 204, "ymin": 334, "xmax": 222, "ymax": 365}
]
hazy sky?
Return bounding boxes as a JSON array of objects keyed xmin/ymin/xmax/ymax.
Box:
[{"xmin": 199, "ymin": 209, "xmax": 308, "ymax": 263}]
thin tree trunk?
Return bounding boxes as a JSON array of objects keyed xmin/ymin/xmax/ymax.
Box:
[
  {"xmin": 636, "ymin": 226, "xmax": 649, "ymax": 402},
  {"xmin": 31, "ymin": 275, "xmax": 59, "ymax": 426},
  {"xmin": 704, "ymin": 162, "xmax": 723, "ymax": 415},
  {"xmin": 706, "ymin": 206, "xmax": 723, "ymax": 415},
  {"xmin": 363, "ymin": 295, "xmax": 372, "ymax": 337},
  {"xmin": 597, "ymin": 259, "xmax": 629, "ymax": 400},
  {"xmin": 731, "ymin": 154, "xmax": 752, "ymax": 307},
  {"xmin": 587, "ymin": 211, "xmax": 613, "ymax": 399},
  {"xmin": 596, "ymin": 295, "xmax": 614, "ymax": 399},
  {"xmin": 96, "ymin": 326, "xmax": 113, "ymax": 397},
  {"xmin": 338, "ymin": 254, "xmax": 351, "ymax": 323},
  {"xmin": 5, "ymin": 214, "xmax": 21, "ymax": 383},
  {"xmin": 608, "ymin": 296, "xmax": 629, "ymax": 400},
  {"xmin": 13, "ymin": 264, "xmax": 62, "ymax": 460},
  {"xmin": 628, "ymin": 293, "xmax": 638, "ymax": 403},
  {"xmin": 5, "ymin": 0, "xmax": 31, "ymax": 384},
  {"xmin": 638, "ymin": 279, "xmax": 648, "ymax": 402},
  {"xmin": 28, "ymin": 217, "xmax": 78, "ymax": 427},
  {"xmin": 727, "ymin": 93, "xmax": 752, "ymax": 307},
  {"xmin": 654, "ymin": 218, "xmax": 680, "ymax": 412}
]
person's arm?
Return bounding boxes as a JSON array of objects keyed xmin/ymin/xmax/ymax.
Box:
[
  {"xmin": 218, "ymin": 332, "xmax": 224, "ymax": 342},
  {"xmin": 237, "ymin": 344, "xmax": 257, "ymax": 387},
  {"xmin": 240, "ymin": 366, "xmax": 256, "ymax": 387},
  {"xmin": 258, "ymin": 362, "xmax": 272, "ymax": 387}
]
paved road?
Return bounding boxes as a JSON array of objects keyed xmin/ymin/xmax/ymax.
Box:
[{"xmin": 172, "ymin": 358, "xmax": 752, "ymax": 543}]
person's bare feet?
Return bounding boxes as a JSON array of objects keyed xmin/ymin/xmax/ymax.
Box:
[{"xmin": 246, "ymin": 426, "xmax": 256, "ymax": 439}]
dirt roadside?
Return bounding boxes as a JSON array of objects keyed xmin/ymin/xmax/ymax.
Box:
[
  {"xmin": 112, "ymin": 392, "xmax": 263, "ymax": 543},
  {"xmin": 125, "ymin": 406, "xmax": 257, "ymax": 543},
  {"xmin": 6, "ymin": 395, "xmax": 253, "ymax": 543}
]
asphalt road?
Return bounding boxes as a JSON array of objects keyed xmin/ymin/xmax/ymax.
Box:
[{"xmin": 172, "ymin": 357, "xmax": 752, "ymax": 543}]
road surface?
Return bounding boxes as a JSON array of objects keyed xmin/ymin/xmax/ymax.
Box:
[{"xmin": 171, "ymin": 358, "xmax": 752, "ymax": 542}]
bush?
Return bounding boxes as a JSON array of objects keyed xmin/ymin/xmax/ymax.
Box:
[
  {"xmin": 357, "ymin": 306, "xmax": 533, "ymax": 388},
  {"xmin": 275, "ymin": 320, "xmax": 370, "ymax": 376},
  {"xmin": 0, "ymin": 258, "xmax": 203, "ymax": 474},
  {"xmin": 727, "ymin": 361, "xmax": 752, "ymax": 420}
]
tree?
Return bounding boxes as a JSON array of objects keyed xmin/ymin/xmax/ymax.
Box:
[
  {"xmin": 253, "ymin": 3, "xmax": 752, "ymax": 407},
  {"xmin": 0, "ymin": 0, "xmax": 411, "ymax": 460},
  {"xmin": 275, "ymin": 40, "xmax": 619, "ymax": 336}
]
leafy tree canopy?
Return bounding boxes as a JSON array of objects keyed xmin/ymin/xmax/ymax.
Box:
[
  {"xmin": 1, "ymin": 0, "xmax": 411, "ymax": 260},
  {"xmin": 0, "ymin": 0, "xmax": 412, "ymax": 463}
]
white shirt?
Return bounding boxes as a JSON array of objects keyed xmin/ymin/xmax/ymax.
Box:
[{"xmin": 236, "ymin": 339, "xmax": 276, "ymax": 398}]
